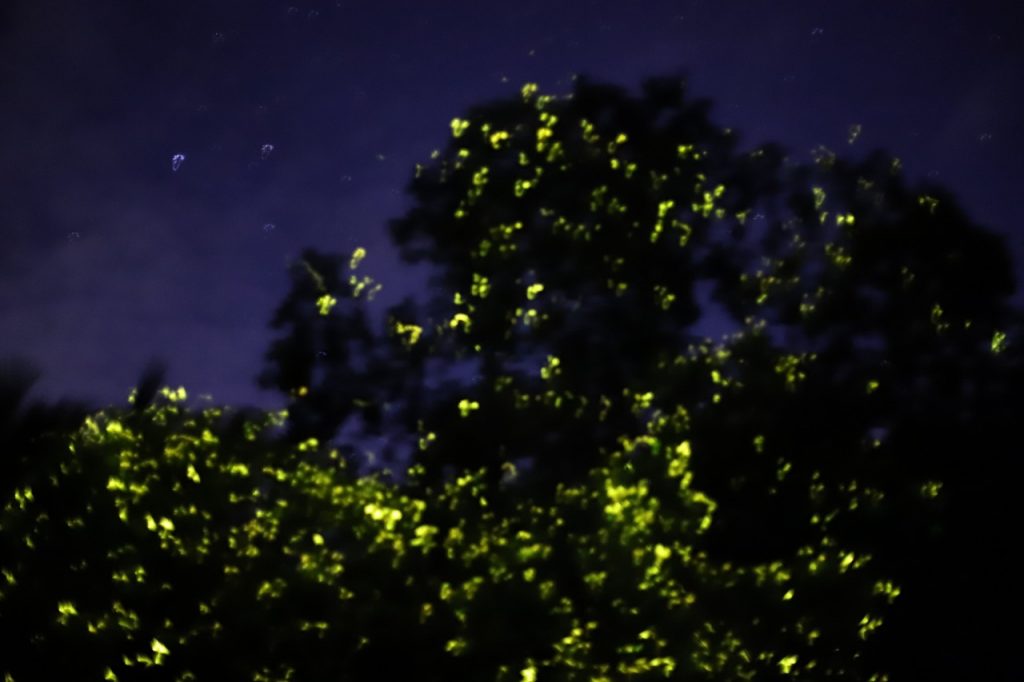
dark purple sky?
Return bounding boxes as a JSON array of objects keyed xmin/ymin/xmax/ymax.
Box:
[{"xmin": 2, "ymin": 0, "xmax": 1022, "ymax": 411}]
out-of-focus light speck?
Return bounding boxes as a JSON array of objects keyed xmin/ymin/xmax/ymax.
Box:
[
  {"xmin": 261, "ymin": 143, "xmax": 275, "ymax": 159},
  {"xmin": 171, "ymin": 154, "xmax": 186, "ymax": 172},
  {"xmin": 263, "ymin": 223, "xmax": 276, "ymax": 233},
  {"xmin": 979, "ymin": 133, "xmax": 993, "ymax": 143},
  {"xmin": 376, "ymin": 153, "xmax": 387, "ymax": 161},
  {"xmin": 211, "ymin": 32, "xmax": 225, "ymax": 46},
  {"xmin": 307, "ymin": 10, "xmax": 320, "ymax": 19},
  {"xmin": 66, "ymin": 231, "xmax": 81, "ymax": 241},
  {"xmin": 811, "ymin": 27, "xmax": 824, "ymax": 36},
  {"xmin": 340, "ymin": 175, "xmax": 352, "ymax": 182},
  {"xmin": 848, "ymin": 124, "xmax": 862, "ymax": 144}
]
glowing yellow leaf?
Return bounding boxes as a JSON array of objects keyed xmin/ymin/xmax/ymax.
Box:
[
  {"xmin": 458, "ymin": 399, "xmax": 480, "ymax": 417},
  {"xmin": 450, "ymin": 118, "xmax": 470, "ymax": 137},
  {"xmin": 316, "ymin": 294, "xmax": 337, "ymax": 316},
  {"xmin": 349, "ymin": 247, "xmax": 366, "ymax": 270}
]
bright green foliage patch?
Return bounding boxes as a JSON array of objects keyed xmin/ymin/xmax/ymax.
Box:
[{"xmin": 0, "ymin": 388, "xmax": 898, "ymax": 680}]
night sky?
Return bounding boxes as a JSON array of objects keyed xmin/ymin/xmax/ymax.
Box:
[{"xmin": 2, "ymin": 0, "xmax": 1022, "ymax": 412}]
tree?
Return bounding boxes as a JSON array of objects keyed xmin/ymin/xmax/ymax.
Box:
[
  {"xmin": 1, "ymin": 382, "xmax": 919, "ymax": 680},
  {"xmin": 260, "ymin": 74, "xmax": 1023, "ymax": 679},
  {"xmin": 1, "ymin": 73, "xmax": 1018, "ymax": 680},
  {"xmin": 1, "ymin": 357, "xmax": 95, "ymax": 506}
]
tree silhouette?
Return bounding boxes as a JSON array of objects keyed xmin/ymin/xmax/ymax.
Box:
[
  {"xmin": 0, "ymin": 382, "xmax": 918, "ymax": 681},
  {"xmin": 260, "ymin": 73, "xmax": 1023, "ymax": 679},
  {"xmin": 2, "ymin": 73, "xmax": 1020, "ymax": 680},
  {"xmin": 131, "ymin": 358, "xmax": 168, "ymax": 413},
  {"xmin": 0, "ymin": 357, "xmax": 95, "ymax": 503}
]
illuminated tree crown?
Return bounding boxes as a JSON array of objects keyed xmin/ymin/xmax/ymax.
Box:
[{"xmin": 2, "ymin": 75, "xmax": 1021, "ymax": 681}]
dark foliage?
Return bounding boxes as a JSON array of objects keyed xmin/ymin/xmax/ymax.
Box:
[{"xmin": 260, "ymin": 74, "xmax": 1023, "ymax": 679}]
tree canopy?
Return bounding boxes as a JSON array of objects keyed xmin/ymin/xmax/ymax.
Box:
[
  {"xmin": 2, "ymin": 74, "xmax": 1022, "ymax": 680},
  {"xmin": 259, "ymin": 74, "xmax": 1023, "ymax": 679}
]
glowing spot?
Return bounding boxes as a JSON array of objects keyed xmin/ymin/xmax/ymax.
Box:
[
  {"xmin": 316, "ymin": 294, "xmax": 337, "ymax": 316},
  {"xmin": 160, "ymin": 386, "xmax": 187, "ymax": 402},
  {"xmin": 418, "ymin": 432, "xmax": 436, "ymax": 450},
  {"xmin": 540, "ymin": 355, "xmax": 561, "ymax": 380},
  {"xmin": 858, "ymin": 614, "xmax": 883, "ymax": 640},
  {"xmin": 450, "ymin": 118, "xmax": 470, "ymax": 137},
  {"xmin": 812, "ymin": 187, "xmax": 826, "ymax": 209},
  {"xmin": 228, "ymin": 463, "xmax": 250, "ymax": 476},
  {"xmin": 393, "ymin": 321, "xmax": 423, "ymax": 345},
  {"xmin": 992, "ymin": 330, "xmax": 1008, "ymax": 354},
  {"xmin": 471, "ymin": 273, "xmax": 490, "ymax": 298},
  {"xmin": 458, "ymin": 399, "xmax": 480, "ymax": 417},
  {"xmin": 350, "ymin": 247, "xmax": 367, "ymax": 270},
  {"xmin": 489, "ymin": 130, "xmax": 511, "ymax": 149},
  {"xmin": 653, "ymin": 284, "xmax": 676, "ymax": 309}
]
